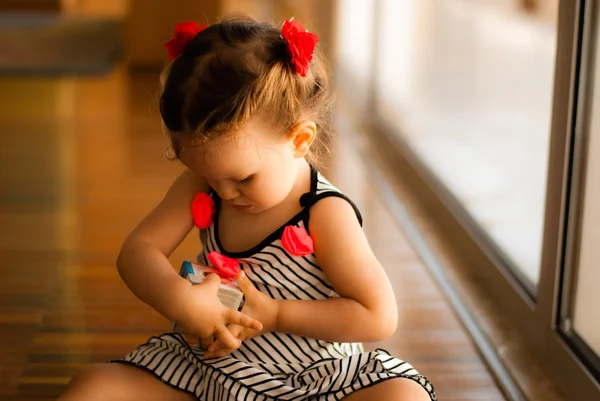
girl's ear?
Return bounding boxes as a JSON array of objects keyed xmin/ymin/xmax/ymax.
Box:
[{"xmin": 288, "ymin": 120, "xmax": 317, "ymax": 158}]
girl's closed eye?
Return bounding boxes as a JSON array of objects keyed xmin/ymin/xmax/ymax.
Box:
[{"xmin": 238, "ymin": 175, "xmax": 254, "ymax": 184}]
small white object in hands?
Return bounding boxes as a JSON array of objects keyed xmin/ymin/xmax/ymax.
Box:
[{"xmin": 172, "ymin": 260, "xmax": 244, "ymax": 334}]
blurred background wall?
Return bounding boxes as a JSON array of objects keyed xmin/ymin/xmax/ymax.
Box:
[{"xmin": 0, "ymin": 0, "xmax": 556, "ymax": 68}]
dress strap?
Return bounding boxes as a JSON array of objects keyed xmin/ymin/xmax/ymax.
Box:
[
  {"xmin": 299, "ymin": 167, "xmax": 363, "ymax": 227},
  {"xmin": 300, "ymin": 191, "xmax": 363, "ymax": 227}
]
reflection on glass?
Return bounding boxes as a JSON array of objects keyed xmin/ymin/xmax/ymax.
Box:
[
  {"xmin": 375, "ymin": 0, "xmax": 557, "ymax": 288},
  {"xmin": 572, "ymin": 23, "xmax": 600, "ymax": 356}
]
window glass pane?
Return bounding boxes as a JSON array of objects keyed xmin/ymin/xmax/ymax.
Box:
[
  {"xmin": 375, "ymin": 0, "xmax": 558, "ymax": 288},
  {"xmin": 335, "ymin": 0, "xmax": 375, "ymax": 91}
]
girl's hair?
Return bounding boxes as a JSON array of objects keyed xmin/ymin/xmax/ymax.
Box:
[{"xmin": 159, "ymin": 15, "xmax": 334, "ymax": 165}]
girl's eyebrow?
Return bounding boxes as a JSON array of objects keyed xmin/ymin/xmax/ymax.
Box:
[
  {"xmin": 230, "ymin": 172, "xmax": 253, "ymax": 181},
  {"xmin": 203, "ymin": 169, "xmax": 252, "ymax": 181}
]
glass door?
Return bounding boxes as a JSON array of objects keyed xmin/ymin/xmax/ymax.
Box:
[
  {"xmin": 334, "ymin": 0, "xmax": 600, "ymax": 398},
  {"xmin": 560, "ymin": 0, "xmax": 600, "ymax": 381},
  {"xmin": 374, "ymin": 0, "xmax": 558, "ymax": 295}
]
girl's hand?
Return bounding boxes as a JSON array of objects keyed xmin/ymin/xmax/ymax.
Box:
[
  {"xmin": 204, "ymin": 271, "xmax": 279, "ymax": 358},
  {"xmin": 174, "ymin": 273, "xmax": 263, "ymax": 350}
]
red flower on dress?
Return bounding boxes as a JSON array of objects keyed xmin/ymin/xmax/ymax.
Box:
[
  {"xmin": 281, "ymin": 19, "xmax": 319, "ymax": 77},
  {"xmin": 191, "ymin": 193, "xmax": 215, "ymax": 229},
  {"xmin": 164, "ymin": 21, "xmax": 207, "ymax": 60},
  {"xmin": 208, "ymin": 252, "xmax": 240, "ymax": 281},
  {"xmin": 281, "ymin": 226, "xmax": 314, "ymax": 256}
]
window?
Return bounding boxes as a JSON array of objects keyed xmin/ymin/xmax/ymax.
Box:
[{"xmin": 375, "ymin": 0, "xmax": 557, "ymax": 290}]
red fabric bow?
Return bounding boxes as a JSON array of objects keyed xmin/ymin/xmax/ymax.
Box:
[
  {"xmin": 208, "ymin": 252, "xmax": 241, "ymax": 282},
  {"xmin": 281, "ymin": 19, "xmax": 319, "ymax": 77},
  {"xmin": 164, "ymin": 21, "xmax": 207, "ymax": 60},
  {"xmin": 191, "ymin": 193, "xmax": 215, "ymax": 229},
  {"xmin": 281, "ymin": 225, "xmax": 314, "ymax": 256}
]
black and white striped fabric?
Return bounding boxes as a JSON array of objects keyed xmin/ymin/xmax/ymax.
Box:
[{"xmin": 112, "ymin": 168, "xmax": 436, "ymax": 400}]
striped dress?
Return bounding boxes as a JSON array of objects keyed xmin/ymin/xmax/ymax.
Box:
[{"xmin": 112, "ymin": 168, "xmax": 436, "ymax": 401}]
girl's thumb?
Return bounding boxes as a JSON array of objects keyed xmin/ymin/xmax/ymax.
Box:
[
  {"xmin": 203, "ymin": 273, "xmax": 221, "ymax": 288},
  {"xmin": 236, "ymin": 271, "xmax": 253, "ymax": 293}
]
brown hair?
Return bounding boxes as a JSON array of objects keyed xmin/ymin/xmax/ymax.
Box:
[{"xmin": 159, "ymin": 15, "xmax": 334, "ymax": 165}]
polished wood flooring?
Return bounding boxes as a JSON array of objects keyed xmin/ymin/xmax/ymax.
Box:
[{"xmin": 0, "ymin": 68, "xmax": 505, "ymax": 400}]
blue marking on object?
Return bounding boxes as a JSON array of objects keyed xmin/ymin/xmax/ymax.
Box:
[{"xmin": 180, "ymin": 260, "xmax": 194, "ymax": 278}]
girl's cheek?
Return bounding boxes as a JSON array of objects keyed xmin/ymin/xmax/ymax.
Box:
[{"xmin": 242, "ymin": 185, "xmax": 259, "ymax": 202}]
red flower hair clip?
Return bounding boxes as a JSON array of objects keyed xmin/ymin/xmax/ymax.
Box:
[
  {"xmin": 164, "ymin": 21, "xmax": 207, "ymax": 60},
  {"xmin": 281, "ymin": 18, "xmax": 319, "ymax": 77}
]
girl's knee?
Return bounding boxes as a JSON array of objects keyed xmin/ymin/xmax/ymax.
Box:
[
  {"xmin": 59, "ymin": 363, "xmax": 194, "ymax": 401},
  {"xmin": 388, "ymin": 378, "xmax": 432, "ymax": 400},
  {"xmin": 59, "ymin": 363, "xmax": 141, "ymax": 401},
  {"xmin": 59, "ymin": 364, "xmax": 123, "ymax": 400},
  {"xmin": 343, "ymin": 378, "xmax": 432, "ymax": 401}
]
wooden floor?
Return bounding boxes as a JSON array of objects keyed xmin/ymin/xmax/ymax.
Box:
[{"xmin": 0, "ymin": 67, "xmax": 505, "ymax": 400}]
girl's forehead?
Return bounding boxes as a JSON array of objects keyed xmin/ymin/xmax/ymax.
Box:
[
  {"xmin": 205, "ymin": 131, "xmax": 259, "ymax": 160},
  {"xmin": 183, "ymin": 131, "xmax": 264, "ymax": 179},
  {"xmin": 180, "ymin": 116, "xmax": 285, "ymax": 175}
]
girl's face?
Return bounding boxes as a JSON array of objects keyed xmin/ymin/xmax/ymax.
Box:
[{"xmin": 180, "ymin": 118, "xmax": 313, "ymax": 213}]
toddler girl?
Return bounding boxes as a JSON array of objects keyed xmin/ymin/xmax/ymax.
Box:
[{"xmin": 59, "ymin": 15, "xmax": 436, "ymax": 401}]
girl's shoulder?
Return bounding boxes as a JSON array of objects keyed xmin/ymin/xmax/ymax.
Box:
[
  {"xmin": 300, "ymin": 169, "xmax": 363, "ymax": 231},
  {"xmin": 171, "ymin": 168, "xmax": 210, "ymax": 196}
]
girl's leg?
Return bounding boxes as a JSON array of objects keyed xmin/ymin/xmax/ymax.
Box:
[
  {"xmin": 342, "ymin": 378, "xmax": 432, "ymax": 401},
  {"xmin": 58, "ymin": 363, "xmax": 196, "ymax": 401}
]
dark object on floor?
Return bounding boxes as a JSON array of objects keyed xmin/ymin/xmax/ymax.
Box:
[{"xmin": 0, "ymin": 13, "xmax": 123, "ymax": 76}]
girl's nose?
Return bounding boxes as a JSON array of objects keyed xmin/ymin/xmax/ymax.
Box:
[{"xmin": 215, "ymin": 181, "xmax": 240, "ymax": 201}]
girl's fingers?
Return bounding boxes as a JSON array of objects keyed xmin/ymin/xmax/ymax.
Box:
[
  {"xmin": 207, "ymin": 325, "xmax": 245, "ymax": 351},
  {"xmin": 224, "ymin": 308, "xmax": 262, "ymax": 331},
  {"xmin": 226, "ymin": 323, "xmax": 242, "ymax": 337},
  {"xmin": 214, "ymin": 325, "xmax": 241, "ymax": 350},
  {"xmin": 207, "ymin": 340, "xmax": 222, "ymax": 353},
  {"xmin": 236, "ymin": 271, "xmax": 255, "ymax": 293},
  {"xmin": 202, "ymin": 273, "xmax": 221, "ymax": 289},
  {"xmin": 200, "ymin": 336, "xmax": 214, "ymax": 349},
  {"xmin": 204, "ymin": 340, "xmax": 235, "ymax": 359},
  {"xmin": 182, "ymin": 334, "xmax": 198, "ymax": 346}
]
